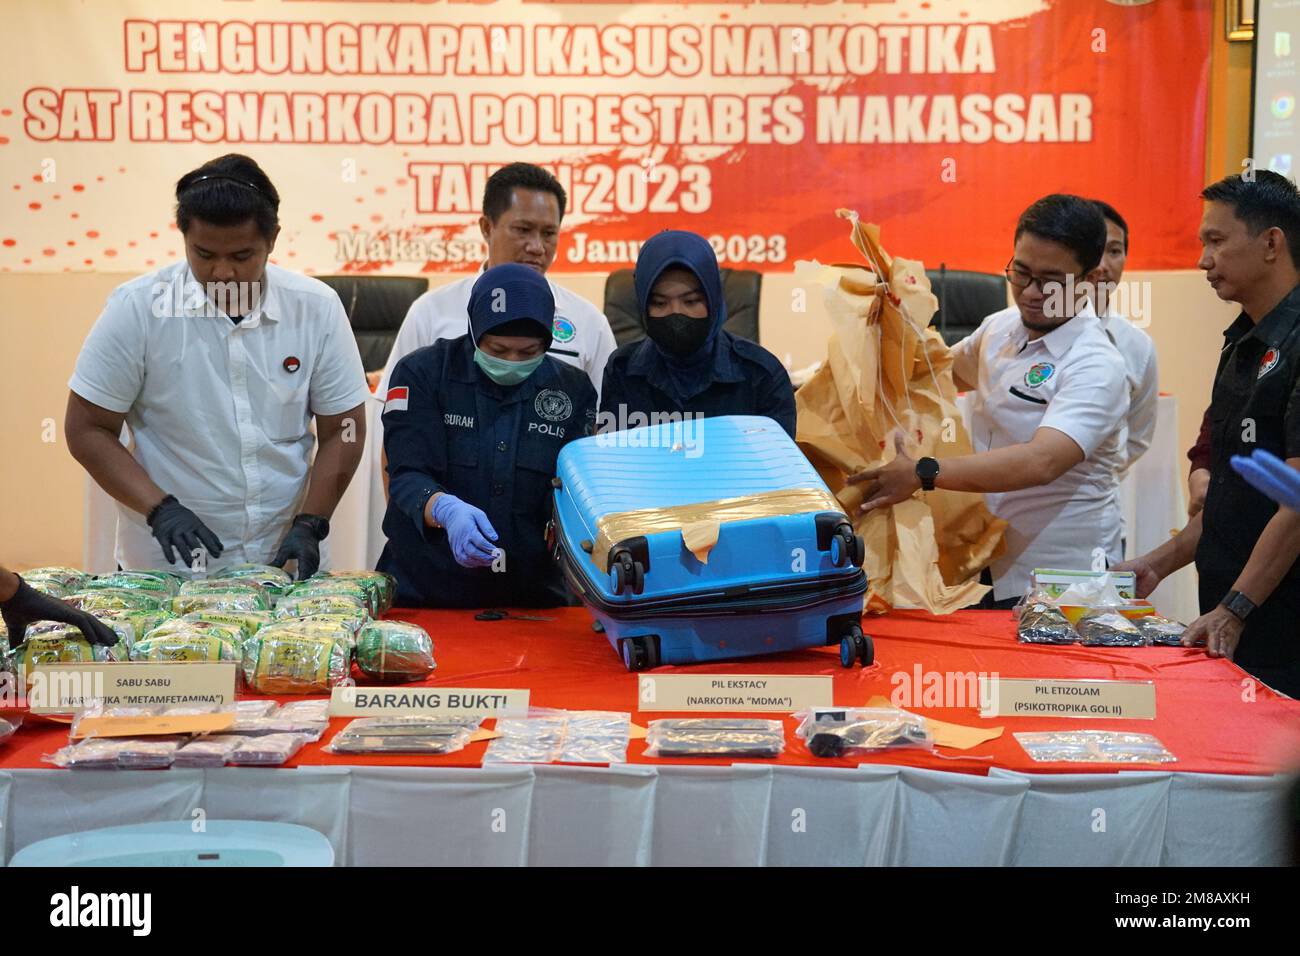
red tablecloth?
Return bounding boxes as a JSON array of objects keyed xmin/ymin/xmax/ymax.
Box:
[{"xmin": 2, "ymin": 608, "xmax": 1298, "ymax": 775}]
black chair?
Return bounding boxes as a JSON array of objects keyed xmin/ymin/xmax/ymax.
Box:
[
  {"xmin": 602, "ymin": 268, "xmax": 762, "ymax": 348},
  {"xmin": 316, "ymin": 275, "xmax": 431, "ymax": 372},
  {"xmin": 924, "ymin": 267, "xmax": 1009, "ymax": 346}
]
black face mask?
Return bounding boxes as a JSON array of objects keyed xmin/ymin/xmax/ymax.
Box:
[{"xmin": 646, "ymin": 312, "xmax": 711, "ymax": 358}]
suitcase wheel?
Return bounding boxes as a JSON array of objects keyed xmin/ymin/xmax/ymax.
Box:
[
  {"xmin": 850, "ymin": 533, "xmax": 866, "ymax": 568},
  {"xmin": 610, "ymin": 553, "xmax": 647, "ymax": 596},
  {"xmin": 830, "ymin": 524, "xmax": 859, "ymax": 568},
  {"xmin": 839, "ymin": 626, "xmax": 873, "ymax": 668},
  {"xmin": 838, "ymin": 636, "xmax": 856, "ymax": 668},
  {"xmin": 858, "ymin": 630, "xmax": 874, "ymax": 666},
  {"xmin": 620, "ymin": 636, "xmax": 656, "ymax": 671}
]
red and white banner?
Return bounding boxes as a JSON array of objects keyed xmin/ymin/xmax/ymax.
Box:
[{"xmin": 0, "ymin": 0, "xmax": 1210, "ymax": 275}]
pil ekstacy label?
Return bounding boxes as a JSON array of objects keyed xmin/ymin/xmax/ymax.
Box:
[
  {"xmin": 979, "ymin": 677, "xmax": 1156, "ymax": 719},
  {"xmin": 330, "ymin": 685, "xmax": 530, "ymax": 717},
  {"xmin": 638, "ymin": 674, "xmax": 833, "ymax": 712}
]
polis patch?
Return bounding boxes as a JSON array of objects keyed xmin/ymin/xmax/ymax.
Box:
[
  {"xmin": 1024, "ymin": 362, "xmax": 1055, "ymax": 388},
  {"xmin": 1258, "ymin": 348, "xmax": 1281, "ymax": 380}
]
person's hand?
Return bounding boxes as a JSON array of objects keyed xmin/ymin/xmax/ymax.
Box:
[
  {"xmin": 147, "ymin": 495, "xmax": 224, "ymax": 566},
  {"xmin": 1181, "ymin": 605, "xmax": 1243, "ymax": 660},
  {"xmin": 1187, "ymin": 468, "xmax": 1210, "ymax": 518},
  {"xmin": 846, "ymin": 432, "xmax": 920, "ymax": 514},
  {"xmin": 1, "ymin": 576, "xmax": 121, "ymax": 648},
  {"xmin": 1112, "ymin": 556, "xmax": 1161, "ymax": 599},
  {"xmin": 1231, "ymin": 449, "xmax": 1300, "ymax": 512},
  {"xmin": 270, "ymin": 514, "xmax": 329, "ymax": 581},
  {"xmin": 429, "ymin": 494, "xmax": 499, "ymax": 568}
]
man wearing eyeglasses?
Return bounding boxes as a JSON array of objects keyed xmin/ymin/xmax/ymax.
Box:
[{"xmin": 850, "ymin": 194, "xmax": 1128, "ymax": 607}]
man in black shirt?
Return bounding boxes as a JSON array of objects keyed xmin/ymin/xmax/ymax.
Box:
[{"xmin": 1119, "ymin": 171, "xmax": 1300, "ymax": 698}]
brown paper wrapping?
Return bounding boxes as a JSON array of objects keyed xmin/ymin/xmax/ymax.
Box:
[
  {"xmin": 794, "ymin": 213, "xmax": 1006, "ymax": 615},
  {"xmin": 592, "ymin": 487, "xmax": 847, "ymax": 572}
]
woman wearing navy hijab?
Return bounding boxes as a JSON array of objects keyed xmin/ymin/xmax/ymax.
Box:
[
  {"xmin": 377, "ymin": 263, "xmax": 596, "ymax": 608},
  {"xmin": 599, "ymin": 230, "xmax": 796, "ymax": 437}
]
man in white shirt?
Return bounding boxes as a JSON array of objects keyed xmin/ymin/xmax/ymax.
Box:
[
  {"xmin": 849, "ymin": 194, "xmax": 1130, "ymax": 606},
  {"xmin": 65, "ymin": 154, "xmax": 370, "ymax": 577},
  {"xmin": 379, "ymin": 162, "xmax": 617, "ymax": 397},
  {"xmin": 1092, "ymin": 199, "xmax": 1159, "ymax": 477}
]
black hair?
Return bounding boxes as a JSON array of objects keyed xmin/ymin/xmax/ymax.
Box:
[
  {"xmin": 175, "ymin": 154, "xmax": 280, "ymax": 239},
  {"xmin": 1014, "ymin": 194, "xmax": 1107, "ymax": 273},
  {"xmin": 1201, "ymin": 171, "xmax": 1300, "ymax": 267},
  {"xmin": 482, "ymin": 163, "xmax": 567, "ymax": 223},
  {"xmin": 1092, "ymin": 199, "xmax": 1129, "ymax": 253}
]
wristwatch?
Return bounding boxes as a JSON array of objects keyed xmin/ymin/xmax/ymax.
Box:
[
  {"xmin": 1219, "ymin": 590, "xmax": 1256, "ymax": 622},
  {"xmin": 915, "ymin": 457, "xmax": 940, "ymax": 492}
]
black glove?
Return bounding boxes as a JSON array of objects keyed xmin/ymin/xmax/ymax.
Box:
[
  {"xmin": 1, "ymin": 576, "xmax": 121, "ymax": 648},
  {"xmin": 269, "ymin": 514, "xmax": 329, "ymax": 581},
  {"xmin": 147, "ymin": 494, "xmax": 224, "ymax": 567}
]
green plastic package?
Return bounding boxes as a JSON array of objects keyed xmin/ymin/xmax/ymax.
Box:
[
  {"xmin": 355, "ymin": 621, "xmax": 436, "ymax": 683},
  {"xmin": 243, "ymin": 626, "xmax": 350, "ymax": 694},
  {"xmin": 132, "ymin": 620, "xmax": 243, "ymax": 662}
]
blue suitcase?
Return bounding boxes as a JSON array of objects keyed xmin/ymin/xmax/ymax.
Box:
[{"xmin": 548, "ymin": 415, "xmax": 870, "ymax": 670}]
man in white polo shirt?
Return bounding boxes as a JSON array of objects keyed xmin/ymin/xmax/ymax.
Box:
[
  {"xmin": 850, "ymin": 194, "xmax": 1129, "ymax": 607},
  {"xmin": 65, "ymin": 154, "xmax": 370, "ymax": 577},
  {"xmin": 1091, "ymin": 199, "xmax": 1159, "ymax": 478},
  {"xmin": 378, "ymin": 162, "xmax": 616, "ymax": 397}
]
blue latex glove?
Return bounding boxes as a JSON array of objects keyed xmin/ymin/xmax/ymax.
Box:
[
  {"xmin": 1230, "ymin": 449, "xmax": 1300, "ymax": 511},
  {"xmin": 431, "ymin": 494, "xmax": 499, "ymax": 568}
]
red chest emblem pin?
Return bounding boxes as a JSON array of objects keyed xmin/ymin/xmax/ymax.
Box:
[
  {"xmin": 283, "ymin": 356, "xmax": 301, "ymax": 373},
  {"xmin": 1258, "ymin": 348, "xmax": 1280, "ymax": 380}
]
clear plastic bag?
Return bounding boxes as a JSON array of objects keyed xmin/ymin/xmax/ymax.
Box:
[
  {"xmin": 274, "ymin": 593, "xmax": 369, "ymax": 621},
  {"xmin": 794, "ymin": 707, "xmax": 932, "ymax": 758},
  {"xmin": 210, "ymin": 564, "xmax": 294, "ymax": 598},
  {"xmin": 227, "ymin": 732, "xmax": 308, "ymax": 766},
  {"xmin": 267, "ymin": 698, "xmax": 332, "ymax": 740},
  {"xmin": 1014, "ymin": 731, "xmax": 1176, "ymax": 764},
  {"xmin": 174, "ymin": 734, "xmax": 245, "ymax": 768},
  {"xmin": 325, "ymin": 715, "xmax": 478, "ymax": 755},
  {"xmin": 46, "ymin": 736, "xmax": 180, "ymax": 770},
  {"xmin": 1015, "ymin": 589, "xmax": 1076, "ymax": 644},
  {"xmin": 1076, "ymin": 608, "xmax": 1144, "ymax": 647},
  {"xmin": 115, "ymin": 736, "xmax": 183, "ymax": 769},
  {"xmin": 181, "ymin": 610, "xmax": 273, "ymax": 643},
  {"xmin": 1135, "ymin": 615, "xmax": 1188, "ymax": 647},
  {"xmin": 484, "ymin": 710, "xmax": 630, "ymax": 764},
  {"xmin": 46, "ymin": 738, "xmax": 132, "ymax": 769},
  {"xmin": 133, "ymin": 619, "xmax": 243, "ymax": 662},
  {"xmin": 643, "ymin": 718, "xmax": 785, "ymax": 758}
]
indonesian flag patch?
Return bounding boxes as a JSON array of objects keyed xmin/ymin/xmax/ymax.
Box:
[{"xmin": 384, "ymin": 386, "xmax": 409, "ymax": 412}]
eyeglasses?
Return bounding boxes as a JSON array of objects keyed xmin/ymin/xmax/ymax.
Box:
[{"xmin": 1004, "ymin": 259, "xmax": 1079, "ymax": 293}]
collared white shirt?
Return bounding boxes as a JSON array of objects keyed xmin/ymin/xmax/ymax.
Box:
[
  {"xmin": 1099, "ymin": 305, "xmax": 1159, "ymax": 477},
  {"xmin": 377, "ymin": 267, "xmax": 617, "ymax": 398},
  {"xmin": 951, "ymin": 303, "xmax": 1130, "ymax": 600},
  {"xmin": 69, "ymin": 261, "xmax": 370, "ymax": 572}
]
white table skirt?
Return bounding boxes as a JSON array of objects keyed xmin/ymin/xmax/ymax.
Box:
[{"xmin": 2, "ymin": 764, "xmax": 1291, "ymax": 867}]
